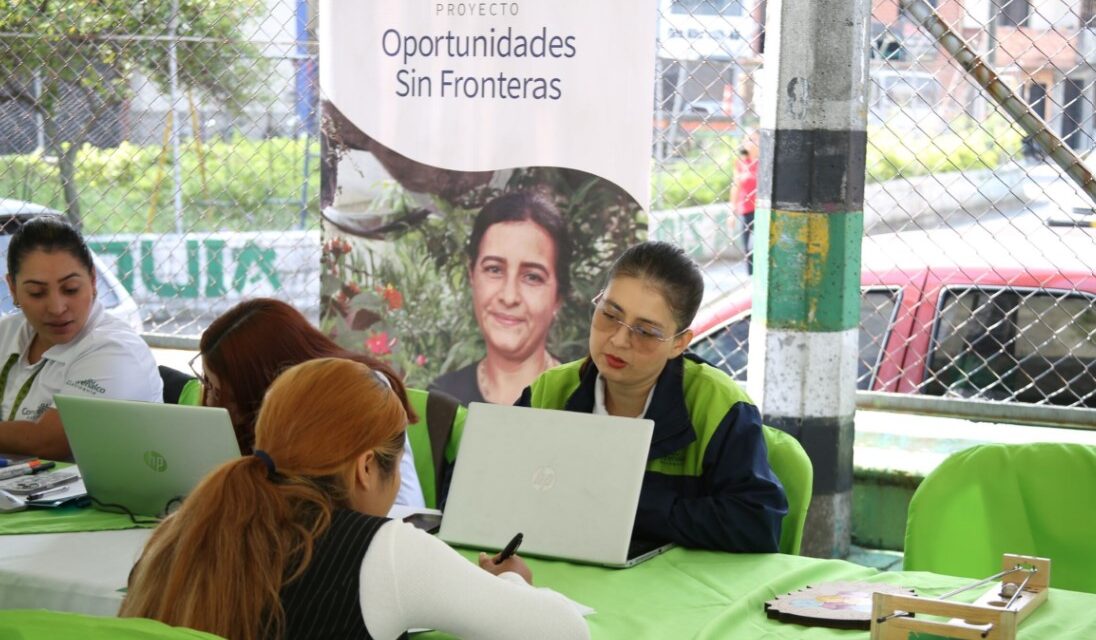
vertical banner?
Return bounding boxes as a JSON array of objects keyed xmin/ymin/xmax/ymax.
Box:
[{"xmin": 319, "ymin": 1, "xmax": 656, "ymax": 405}]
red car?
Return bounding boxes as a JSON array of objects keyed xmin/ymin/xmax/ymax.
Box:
[{"xmin": 689, "ymin": 221, "xmax": 1096, "ymax": 408}]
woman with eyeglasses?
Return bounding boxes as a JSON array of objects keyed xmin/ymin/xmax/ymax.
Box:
[
  {"xmin": 517, "ymin": 241, "xmax": 787, "ymax": 553},
  {"xmin": 185, "ymin": 298, "xmax": 427, "ymax": 507},
  {"xmin": 0, "ymin": 216, "xmax": 161, "ymax": 460}
]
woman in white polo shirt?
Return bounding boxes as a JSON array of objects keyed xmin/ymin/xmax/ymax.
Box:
[{"xmin": 0, "ymin": 216, "xmax": 161, "ymax": 460}]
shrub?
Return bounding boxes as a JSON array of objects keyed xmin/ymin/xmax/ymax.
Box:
[
  {"xmin": 650, "ymin": 117, "xmax": 1025, "ymax": 210},
  {"xmin": 0, "ymin": 136, "xmax": 320, "ymax": 233}
]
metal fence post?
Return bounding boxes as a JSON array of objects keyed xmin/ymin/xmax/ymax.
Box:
[{"xmin": 749, "ymin": 0, "xmax": 871, "ymax": 558}]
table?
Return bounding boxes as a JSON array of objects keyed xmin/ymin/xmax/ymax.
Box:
[
  {"xmin": 3, "ymin": 526, "xmax": 1096, "ymax": 639},
  {"xmin": 0, "ymin": 529, "xmax": 150, "ymax": 616}
]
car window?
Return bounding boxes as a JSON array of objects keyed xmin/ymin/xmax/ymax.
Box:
[
  {"xmin": 689, "ymin": 287, "xmax": 901, "ymax": 388},
  {"xmin": 691, "ymin": 313, "xmax": 750, "ymax": 381},
  {"xmin": 859, "ymin": 289, "xmax": 901, "ymax": 390},
  {"xmin": 924, "ymin": 288, "xmax": 1096, "ymax": 408}
]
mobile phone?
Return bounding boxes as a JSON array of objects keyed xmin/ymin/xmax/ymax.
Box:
[
  {"xmin": 403, "ymin": 512, "xmax": 442, "ymax": 534},
  {"xmin": 25, "ymin": 494, "xmax": 90, "ymax": 508}
]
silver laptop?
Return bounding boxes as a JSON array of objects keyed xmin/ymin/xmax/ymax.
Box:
[
  {"xmin": 54, "ymin": 394, "xmax": 241, "ymax": 517},
  {"xmin": 438, "ymin": 402, "xmax": 672, "ymax": 568}
]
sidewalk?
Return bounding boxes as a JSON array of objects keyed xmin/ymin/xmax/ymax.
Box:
[
  {"xmin": 852, "ymin": 409, "xmax": 1096, "ymax": 552},
  {"xmin": 847, "ymin": 546, "xmax": 904, "ymax": 571}
]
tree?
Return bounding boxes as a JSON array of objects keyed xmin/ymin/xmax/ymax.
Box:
[{"xmin": 0, "ymin": 1, "xmax": 263, "ymax": 226}]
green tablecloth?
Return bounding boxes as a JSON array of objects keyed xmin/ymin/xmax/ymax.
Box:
[
  {"xmin": 0, "ymin": 505, "xmax": 150, "ymax": 535},
  {"xmin": 0, "ymin": 610, "xmax": 221, "ymax": 639},
  {"xmin": 0, "ymin": 461, "xmax": 154, "ymax": 535},
  {"xmin": 423, "ymin": 549, "xmax": 1096, "ymax": 639}
]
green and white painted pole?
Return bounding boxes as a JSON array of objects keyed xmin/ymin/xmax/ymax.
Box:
[{"xmin": 748, "ymin": 0, "xmax": 870, "ymax": 558}]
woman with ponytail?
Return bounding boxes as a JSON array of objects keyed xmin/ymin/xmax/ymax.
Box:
[{"xmin": 120, "ymin": 358, "xmax": 588, "ymax": 640}]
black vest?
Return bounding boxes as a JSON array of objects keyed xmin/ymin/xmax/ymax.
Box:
[{"xmin": 279, "ymin": 509, "xmax": 401, "ymax": 640}]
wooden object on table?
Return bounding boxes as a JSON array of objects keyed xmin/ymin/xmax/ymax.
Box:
[
  {"xmin": 765, "ymin": 581, "xmax": 917, "ymax": 630},
  {"xmin": 870, "ymin": 554, "xmax": 1051, "ymax": 640}
]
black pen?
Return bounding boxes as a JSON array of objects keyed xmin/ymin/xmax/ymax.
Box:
[
  {"xmin": 26, "ymin": 485, "xmax": 67, "ymax": 501},
  {"xmin": 494, "ymin": 532, "xmax": 524, "ymax": 565}
]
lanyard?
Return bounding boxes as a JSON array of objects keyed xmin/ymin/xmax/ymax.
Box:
[{"xmin": 0, "ymin": 352, "xmax": 46, "ymax": 422}]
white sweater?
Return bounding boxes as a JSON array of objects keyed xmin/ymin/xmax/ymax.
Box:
[{"xmin": 359, "ymin": 521, "xmax": 591, "ymax": 640}]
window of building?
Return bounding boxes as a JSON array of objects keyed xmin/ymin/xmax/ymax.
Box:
[
  {"xmin": 671, "ymin": 0, "xmax": 745, "ymax": 17},
  {"xmin": 1084, "ymin": 0, "xmax": 1096, "ymax": 25},
  {"xmin": 995, "ymin": 0, "xmax": 1031, "ymax": 27}
]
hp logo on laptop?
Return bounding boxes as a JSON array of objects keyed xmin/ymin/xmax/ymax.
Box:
[
  {"xmin": 144, "ymin": 450, "xmax": 168, "ymax": 473},
  {"xmin": 531, "ymin": 466, "xmax": 556, "ymax": 491}
]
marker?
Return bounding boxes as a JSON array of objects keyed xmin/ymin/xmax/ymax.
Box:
[
  {"xmin": 0, "ymin": 460, "xmax": 44, "ymax": 481},
  {"xmin": 0, "ymin": 455, "xmax": 34, "ymax": 469},
  {"xmin": 493, "ymin": 532, "xmax": 524, "ymax": 565},
  {"xmin": 30, "ymin": 461, "xmax": 56, "ymax": 474}
]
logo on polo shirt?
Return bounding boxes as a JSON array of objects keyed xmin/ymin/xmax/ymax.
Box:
[
  {"xmin": 144, "ymin": 450, "xmax": 168, "ymax": 473},
  {"xmin": 66, "ymin": 378, "xmax": 107, "ymax": 395},
  {"xmin": 20, "ymin": 402, "xmax": 50, "ymax": 421}
]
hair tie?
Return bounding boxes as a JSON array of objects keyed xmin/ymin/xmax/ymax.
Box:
[
  {"xmin": 373, "ymin": 369, "xmax": 392, "ymax": 390},
  {"xmin": 253, "ymin": 449, "xmax": 278, "ymax": 480}
]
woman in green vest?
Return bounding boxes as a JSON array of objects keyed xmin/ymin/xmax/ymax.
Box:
[{"xmin": 518, "ymin": 241, "xmax": 787, "ymax": 552}]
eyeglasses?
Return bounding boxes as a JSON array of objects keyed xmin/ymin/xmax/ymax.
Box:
[
  {"xmin": 187, "ymin": 352, "xmax": 207, "ymax": 387},
  {"xmin": 591, "ymin": 292, "xmax": 687, "ymax": 352}
]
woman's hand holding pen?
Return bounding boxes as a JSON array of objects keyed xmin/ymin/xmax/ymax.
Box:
[
  {"xmin": 479, "ymin": 551, "xmax": 532, "ymax": 584},
  {"xmin": 478, "ymin": 532, "xmax": 532, "ymax": 584}
]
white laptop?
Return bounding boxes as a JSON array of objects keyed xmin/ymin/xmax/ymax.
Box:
[
  {"xmin": 55, "ymin": 394, "xmax": 241, "ymax": 517},
  {"xmin": 438, "ymin": 402, "xmax": 672, "ymax": 568}
]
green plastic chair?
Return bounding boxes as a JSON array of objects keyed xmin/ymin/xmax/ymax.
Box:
[
  {"xmin": 904, "ymin": 442, "xmax": 1096, "ymax": 594},
  {"xmin": 177, "ymin": 378, "xmax": 202, "ymax": 406},
  {"xmin": 0, "ymin": 610, "xmax": 223, "ymax": 639},
  {"xmin": 762, "ymin": 425, "xmax": 814, "ymax": 555},
  {"xmin": 406, "ymin": 388, "xmax": 467, "ymax": 509}
]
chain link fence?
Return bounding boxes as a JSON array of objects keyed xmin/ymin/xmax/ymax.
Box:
[
  {"xmin": 1, "ymin": 0, "xmax": 1094, "ymax": 409},
  {"xmin": 664, "ymin": 0, "xmax": 1096, "ymax": 411},
  {"xmin": 0, "ymin": 0, "xmax": 322, "ymax": 340}
]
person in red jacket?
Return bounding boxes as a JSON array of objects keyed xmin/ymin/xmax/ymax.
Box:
[{"xmin": 730, "ymin": 133, "xmax": 759, "ymax": 275}]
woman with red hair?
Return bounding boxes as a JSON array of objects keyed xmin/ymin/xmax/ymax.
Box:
[{"xmin": 188, "ymin": 298, "xmax": 426, "ymax": 506}]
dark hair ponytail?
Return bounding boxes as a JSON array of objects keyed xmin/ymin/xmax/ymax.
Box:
[
  {"xmin": 6, "ymin": 216, "xmax": 94, "ymax": 278},
  {"xmin": 607, "ymin": 241, "xmax": 704, "ymax": 331}
]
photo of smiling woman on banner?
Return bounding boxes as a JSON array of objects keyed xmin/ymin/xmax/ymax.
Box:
[
  {"xmin": 429, "ymin": 191, "xmax": 570, "ymax": 405},
  {"xmin": 318, "ymin": 103, "xmax": 642, "ymax": 403}
]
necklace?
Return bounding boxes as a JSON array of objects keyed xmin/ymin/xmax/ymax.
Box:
[{"xmin": 477, "ymin": 351, "xmax": 559, "ymax": 404}]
